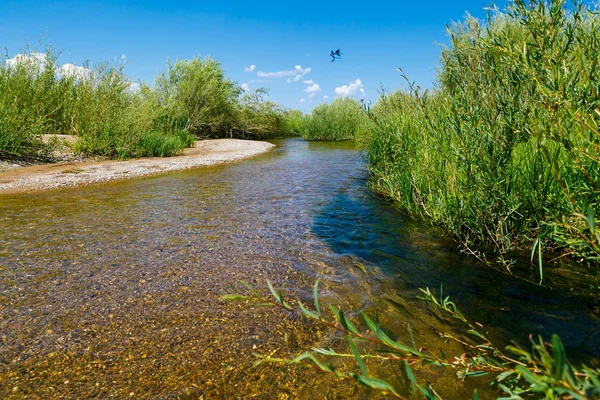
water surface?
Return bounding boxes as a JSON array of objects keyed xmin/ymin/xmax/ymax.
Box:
[{"xmin": 1, "ymin": 139, "xmax": 598, "ymax": 399}]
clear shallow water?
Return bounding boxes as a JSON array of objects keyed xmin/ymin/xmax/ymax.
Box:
[{"xmin": 0, "ymin": 139, "xmax": 598, "ymax": 398}]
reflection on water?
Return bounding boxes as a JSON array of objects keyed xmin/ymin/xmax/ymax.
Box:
[{"xmin": 0, "ymin": 139, "xmax": 598, "ymax": 399}]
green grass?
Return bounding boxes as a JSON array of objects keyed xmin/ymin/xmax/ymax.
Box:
[
  {"xmin": 0, "ymin": 50, "xmax": 294, "ymax": 161},
  {"xmin": 302, "ymin": 97, "xmax": 371, "ymax": 141},
  {"xmin": 133, "ymin": 130, "xmax": 195, "ymax": 158},
  {"xmin": 362, "ymin": 0, "xmax": 600, "ymax": 270}
]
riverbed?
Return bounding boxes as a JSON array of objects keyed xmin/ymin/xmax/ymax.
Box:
[{"xmin": 1, "ymin": 139, "xmax": 598, "ymax": 399}]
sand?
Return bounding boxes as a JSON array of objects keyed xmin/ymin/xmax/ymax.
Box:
[{"xmin": 0, "ymin": 139, "xmax": 275, "ymax": 195}]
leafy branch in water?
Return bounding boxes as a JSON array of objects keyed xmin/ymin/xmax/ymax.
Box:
[{"xmin": 226, "ymin": 280, "xmax": 600, "ymax": 399}]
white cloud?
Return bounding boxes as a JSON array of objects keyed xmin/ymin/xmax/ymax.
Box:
[
  {"xmin": 257, "ymin": 65, "xmax": 311, "ymax": 82},
  {"xmin": 6, "ymin": 52, "xmax": 48, "ymax": 68},
  {"xmin": 335, "ymin": 78, "xmax": 364, "ymax": 97},
  {"xmin": 58, "ymin": 63, "xmax": 92, "ymax": 80},
  {"xmin": 241, "ymin": 83, "xmax": 249, "ymax": 91},
  {"xmin": 299, "ymin": 98, "xmax": 305, "ymax": 103},
  {"xmin": 304, "ymin": 83, "xmax": 321, "ymax": 93},
  {"xmin": 128, "ymin": 81, "xmax": 141, "ymax": 93},
  {"xmin": 7, "ymin": 52, "xmax": 92, "ymax": 81},
  {"xmin": 120, "ymin": 54, "xmax": 127, "ymax": 61},
  {"xmin": 308, "ymin": 93, "xmax": 316, "ymax": 98},
  {"xmin": 287, "ymin": 75, "xmax": 306, "ymax": 83},
  {"xmin": 303, "ymin": 79, "xmax": 314, "ymax": 84},
  {"xmin": 323, "ymin": 95, "xmax": 329, "ymax": 99},
  {"xmin": 244, "ymin": 64, "xmax": 256, "ymax": 72}
]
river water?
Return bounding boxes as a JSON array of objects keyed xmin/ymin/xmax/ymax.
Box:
[{"xmin": 1, "ymin": 139, "xmax": 598, "ymax": 399}]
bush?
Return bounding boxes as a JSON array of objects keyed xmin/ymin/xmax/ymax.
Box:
[
  {"xmin": 0, "ymin": 48, "xmax": 294, "ymax": 160},
  {"xmin": 0, "ymin": 50, "xmax": 62, "ymax": 158},
  {"xmin": 303, "ymin": 97, "xmax": 371, "ymax": 141},
  {"xmin": 365, "ymin": 0, "xmax": 600, "ymax": 268},
  {"xmin": 281, "ymin": 109, "xmax": 307, "ymax": 137},
  {"xmin": 143, "ymin": 56, "xmax": 241, "ymax": 137},
  {"xmin": 235, "ymin": 88, "xmax": 291, "ymax": 139}
]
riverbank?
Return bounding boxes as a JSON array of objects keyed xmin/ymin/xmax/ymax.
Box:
[{"xmin": 0, "ymin": 139, "xmax": 275, "ymax": 194}]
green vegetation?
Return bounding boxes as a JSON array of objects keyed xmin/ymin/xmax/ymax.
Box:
[
  {"xmin": 236, "ymin": 88, "xmax": 297, "ymax": 139},
  {"xmin": 267, "ymin": 2, "xmax": 600, "ymax": 394},
  {"xmin": 0, "ymin": 50, "xmax": 295, "ymax": 161},
  {"xmin": 281, "ymin": 109, "xmax": 307, "ymax": 137},
  {"xmin": 302, "ymin": 97, "xmax": 371, "ymax": 141},
  {"xmin": 362, "ymin": 0, "xmax": 600, "ymax": 269},
  {"xmin": 141, "ymin": 56, "xmax": 241, "ymax": 138},
  {"xmin": 0, "ymin": 51, "xmax": 61, "ymax": 158},
  {"xmin": 233, "ymin": 281, "xmax": 600, "ymax": 399}
]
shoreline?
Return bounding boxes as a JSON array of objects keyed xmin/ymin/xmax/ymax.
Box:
[{"xmin": 0, "ymin": 139, "xmax": 275, "ymax": 195}]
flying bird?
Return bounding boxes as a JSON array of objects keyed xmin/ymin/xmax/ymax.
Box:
[{"xmin": 330, "ymin": 49, "xmax": 343, "ymax": 62}]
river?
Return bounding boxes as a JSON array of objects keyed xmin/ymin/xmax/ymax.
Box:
[{"xmin": 1, "ymin": 139, "xmax": 598, "ymax": 398}]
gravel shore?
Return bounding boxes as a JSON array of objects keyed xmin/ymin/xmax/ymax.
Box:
[{"xmin": 0, "ymin": 139, "xmax": 275, "ymax": 194}]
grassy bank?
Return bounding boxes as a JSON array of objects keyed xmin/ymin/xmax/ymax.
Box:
[
  {"xmin": 0, "ymin": 50, "xmax": 296, "ymax": 161},
  {"xmin": 301, "ymin": 97, "xmax": 372, "ymax": 141},
  {"xmin": 363, "ymin": 0, "xmax": 600, "ymax": 270}
]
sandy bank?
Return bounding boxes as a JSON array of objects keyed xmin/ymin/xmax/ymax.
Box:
[{"xmin": 0, "ymin": 139, "xmax": 275, "ymax": 194}]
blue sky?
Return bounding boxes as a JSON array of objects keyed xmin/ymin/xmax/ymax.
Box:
[{"xmin": 1, "ymin": 0, "xmax": 507, "ymax": 111}]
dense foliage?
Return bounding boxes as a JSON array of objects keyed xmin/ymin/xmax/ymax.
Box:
[
  {"xmin": 302, "ymin": 97, "xmax": 372, "ymax": 141},
  {"xmin": 0, "ymin": 51, "xmax": 294, "ymax": 160},
  {"xmin": 364, "ymin": 0, "xmax": 600, "ymax": 268}
]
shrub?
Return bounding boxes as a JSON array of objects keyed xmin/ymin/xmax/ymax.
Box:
[
  {"xmin": 0, "ymin": 50, "xmax": 62, "ymax": 158},
  {"xmin": 303, "ymin": 97, "xmax": 371, "ymax": 141},
  {"xmin": 365, "ymin": 0, "xmax": 600, "ymax": 268},
  {"xmin": 235, "ymin": 88, "xmax": 290, "ymax": 139},
  {"xmin": 144, "ymin": 56, "xmax": 241, "ymax": 137}
]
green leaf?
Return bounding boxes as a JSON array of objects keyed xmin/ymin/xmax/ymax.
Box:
[
  {"xmin": 531, "ymin": 238, "xmax": 544, "ymax": 284},
  {"xmin": 290, "ymin": 352, "xmax": 334, "ymax": 373},
  {"xmin": 312, "ymin": 347, "xmax": 336, "ymax": 356},
  {"xmin": 495, "ymin": 370, "xmax": 515, "ymax": 382},
  {"xmin": 266, "ymin": 279, "xmax": 279, "ymax": 302},
  {"xmin": 464, "ymin": 371, "xmax": 489, "ymax": 377},
  {"xmin": 467, "ymin": 329, "xmax": 488, "ymax": 341},
  {"xmin": 329, "ymin": 305, "xmax": 359, "ymax": 334},
  {"xmin": 329, "ymin": 304, "xmax": 341, "ymax": 321},
  {"xmin": 313, "ymin": 279, "xmax": 321, "ymax": 317},
  {"xmin": 298, "ymin": 301, "xmax": 320, "ymax": 320},
  {"xmin": 407, "ymin": 323, "xmax": 416, "ymax": 350},
  {"xmin": 587, "ymin": 205, "xmax": 595, "ymax": 235},
  {"xmin": 355, "ymin": 376, "xmax": 400, "ymax": 396},
  {"xmin": 340, "ymin": 310, "xmax": 359, "ymax": 334},
  {"xmin": 418, "ymin": 382, "xmax": 441, "ymax": 399},
  {"xmin": 516, "ymin": 365, "xmax": 548, "ymax": 392},
  {"xmin": 405, "ymin": 360, "xmax": 418, "ymax": 395},
  {"xmin": 220, "ymin": 293, "xmax": 251, "ymax": 301},
  {"xmin": 348, "ymin": 336, "xmax": 368, "ymax": 377},
  {"xmin": 267, "ymin": 279, "xmax": 292, "ymax": 310},
  {"xmin": 363, "ymin": 313, "xmax": 405, "ymax": 352},
  {"xmin": 361, "ymin": 311, "xmax": 378, "ymax": 333},
  {"xmin": 506, "ymin": 345, "xmax": 532, "ymax": 360},
  {"xmin": 584, "ymin": 366, "xmax": 600, "ymax": 387},
  {"xmin": 551, "ymin": 334, "xmax": 567, "ymax": 380},
  {"xmin": 240, "ymin": 281, "xmax": 258, "ymax": 295}
]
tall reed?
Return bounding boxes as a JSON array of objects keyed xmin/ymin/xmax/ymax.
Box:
[
  {"xmin": 303, "ymin": 97, "xmax": 371, "ymax": 141},
  {"xmin": 365, "ymin": 0, "xmax": 600, "ymax": 269},
  {"xmin": 1, "ymin": 49, "xmax": 295, "ymax": 160}
]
